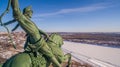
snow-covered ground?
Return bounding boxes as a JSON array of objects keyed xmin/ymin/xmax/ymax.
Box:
[{"xmin": 62, "ymin": 41, "xmax": 120, "ymax": 67}]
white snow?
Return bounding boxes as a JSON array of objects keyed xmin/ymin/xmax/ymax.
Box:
[{"xmin": 62, "ymin": 41, "xmax": 120, "ymax": 67}]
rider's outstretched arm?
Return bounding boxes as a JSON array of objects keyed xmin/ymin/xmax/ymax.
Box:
[
  {"xmin": 11, "ymin": 0, "xmax": 40, "ymax": 39},
  {"xmin": 11, "ymin": 0, "xmax": 22, "ymax": 19}
]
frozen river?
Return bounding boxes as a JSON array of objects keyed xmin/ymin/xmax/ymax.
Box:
[{"xmin": 62, "ymin": 41, "xmax": 120, "ymax": 67}]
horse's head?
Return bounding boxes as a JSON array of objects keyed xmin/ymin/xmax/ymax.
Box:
[{"xmin": 49, "ymin": 33, "xmax": 63, "ymax": 47}]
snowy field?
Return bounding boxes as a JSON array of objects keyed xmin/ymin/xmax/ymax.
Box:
[{"xmin": 62, "ymin": 41, "xmax": 120, "ymax": 67}]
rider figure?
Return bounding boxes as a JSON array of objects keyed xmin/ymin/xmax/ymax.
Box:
[{"xmin": 11, "ymin": 0, "xmax": 61, "ymax": 67}]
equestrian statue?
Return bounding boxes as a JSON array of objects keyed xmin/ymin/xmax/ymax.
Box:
[{"xmin": 0, "ymin": 0, "xmax": 71, "ymax": 67}]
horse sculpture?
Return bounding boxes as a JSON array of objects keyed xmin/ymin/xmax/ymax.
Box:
[{"xmin": 1, "ymin": 33, "xmax": 71, "ymax": 67}]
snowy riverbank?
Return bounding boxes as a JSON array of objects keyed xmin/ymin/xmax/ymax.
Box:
[{"xmin": 62, "ymin": 41, "xmax": 120, "ymax": 67}]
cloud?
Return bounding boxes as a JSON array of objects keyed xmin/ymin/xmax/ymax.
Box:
[{"xmin": 33, "ymin": 3, "xmax": 113, "ymax": 17}]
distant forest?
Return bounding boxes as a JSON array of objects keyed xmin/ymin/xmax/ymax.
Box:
[{"xmin": 58, "ymin": 32, "xmax": 120, "ymax": 48}]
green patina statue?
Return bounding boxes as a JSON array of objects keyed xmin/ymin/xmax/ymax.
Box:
[{"xmin": 0, "ymin": 0, "xmax": 71, "ymax": 67}]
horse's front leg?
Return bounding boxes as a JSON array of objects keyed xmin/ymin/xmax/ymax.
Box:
[{"xmin": 64, "ymin": 53, "xmax": 71, "ymax": 67}]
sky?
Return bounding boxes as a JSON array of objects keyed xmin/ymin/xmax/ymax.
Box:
[{"xmin": 0, "ymin": 0, "xmax": 120, "ymax": 32}]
